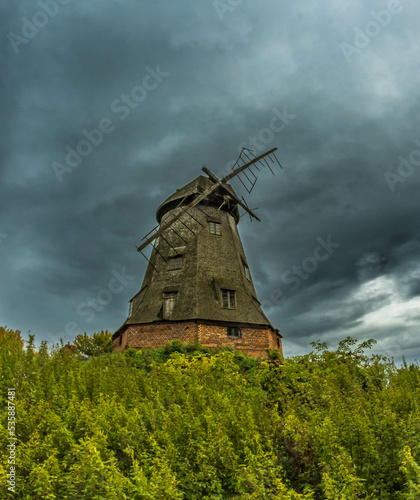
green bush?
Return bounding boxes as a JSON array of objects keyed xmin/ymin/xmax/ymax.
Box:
[{"xmin": 0, "ymin": 329, "xmax": 419, "ymax": 498}]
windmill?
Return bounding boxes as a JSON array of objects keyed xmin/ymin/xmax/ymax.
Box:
[{"xmin": 113, "ymin": 147, "xmax": 283, "ymax": 358}]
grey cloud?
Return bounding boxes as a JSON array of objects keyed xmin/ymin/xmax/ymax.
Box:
[{"xmin": 1, "ymin": 0, "xmax": 420, "ymax": 363}]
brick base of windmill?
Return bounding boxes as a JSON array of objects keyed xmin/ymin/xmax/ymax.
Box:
[{"xmin": 113, "ymin": 320, "xmax": 282, "ymax": 358}]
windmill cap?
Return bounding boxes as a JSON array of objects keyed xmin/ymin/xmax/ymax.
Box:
[{"xmin": 156, "ymin": 175, "xmax": 240, "ymax": 224}]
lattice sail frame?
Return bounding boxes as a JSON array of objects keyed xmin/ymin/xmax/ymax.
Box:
[
  {"xmin": 137, "ymin": 147, "xmax": 282, "ymax": 270},
  {"xmin": 231, "ymin": 147, "xmax": 282, "ymax": 194}
]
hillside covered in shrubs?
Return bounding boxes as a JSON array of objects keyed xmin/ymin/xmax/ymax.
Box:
[{"xmin": 1, "ymin": 326, "xmax": 420, "ymax": 499}]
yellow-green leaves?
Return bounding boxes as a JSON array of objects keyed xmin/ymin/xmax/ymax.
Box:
[{"xmin": 1, "ymin": 332, "xmax": 420, "ymax": 498}]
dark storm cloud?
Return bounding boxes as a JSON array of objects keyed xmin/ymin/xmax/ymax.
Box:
[{"xmin": 1, "ymin": 0, "xmax": 420, "ymax": 361}]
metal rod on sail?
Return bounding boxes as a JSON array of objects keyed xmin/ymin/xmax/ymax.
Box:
[
  {"xmin": 185, "ymin": 210, "xmax": 204, "ymax": 227},
  {"xmin": 248, "ymin": 149, "xmax": 269, "ymax": 170},
  {"xmin": 159, "ymin": 233, "xmax": 178, "ymax": 254},
  {"xmin": 152, "ymin": 241, "xmax": 167, "ymax": 262},
  {"xmin": 222, "ymin": 148, "xmax": 277, "ymax": 183},
  {"xmin": 137, "ymin": 180, "xmax": 223, "ymax": 252},
  {"xmin": 243, "ymin": 150, "xmax": 260, "ymax": 171},
  {"xmin": 141, "ymin": 224, "xmax": 159, "ymax": 241},
  {"xmin": 273, "ymin": 151, "xmax": 283, "ymax": 168},
  {"xmin": 169, "ymin": 225, "xmax": 189, "ymax": 244},
  {"xmin": 138, "ymin": 249, "xmax": 159, "ymax": 272},
  {"xmin": 177, "ymin": 217, "xmax": 196, "ymax": 235}
]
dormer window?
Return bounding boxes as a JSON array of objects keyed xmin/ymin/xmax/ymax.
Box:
[
  {"xmin": 163, "ymin": 292, "xmax": 177, "ymax": 319},
  {"xmin": 209, "ymin": 221, "xmax": 221, "ymax": 235},
  {"xmin": 221, "ymin": 289, "xmax": 236, "ymax": 309}
]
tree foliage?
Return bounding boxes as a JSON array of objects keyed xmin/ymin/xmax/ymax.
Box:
[
  {"xmin": 73, "ymin": 330, "xmax": 113, "ymax": 357},
  {"xmin": 1, "ymin": 330, "xmax": 420, "ymax": 498}
]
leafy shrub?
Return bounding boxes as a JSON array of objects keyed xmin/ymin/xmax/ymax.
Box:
[
  {"xmin": 73, "ymin": 330, "xmax": 113, "ymax": 357},
  {"xmin": 0, "ymin": 330, "xmax": 419, "ymax": 499}
]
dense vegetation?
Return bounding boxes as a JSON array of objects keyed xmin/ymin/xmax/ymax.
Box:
[{"xmin": 1, "ymin": 326, "xmax": 420, "ymax": 499}]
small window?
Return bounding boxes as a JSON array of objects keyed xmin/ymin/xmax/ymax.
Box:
[
  {"xmin": 277, "ymin": 337, "xmax": 281, "ymax": 348},
  {"xmin": 209, "ymin": 221, "xmax": 221, "ymax": 235},
  {"xmin": 163, "ymin": 292, "xmax": 177, "ymax": 319},
  {"xmin": 243, "ymin": 262, "xmax": 251, "ymax": 281},
  {"xmin": 169, "ymin": 256, "xmax": 183, "ymax": 270},
  {"xmin": 221, "ymin": 289, "xmax": 236, "ymax": 309},
  {"xmin": 227, "ymin": 327, "xmax": 241, "ymax": 338},
  {"xmin": 119, "ymin": 335, "xmax": 123, "ymax": 345}
]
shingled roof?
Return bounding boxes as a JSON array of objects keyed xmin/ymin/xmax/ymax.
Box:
[{"xmin": 156, "ymin": 175, "xmax": 240, "ymax": 224}]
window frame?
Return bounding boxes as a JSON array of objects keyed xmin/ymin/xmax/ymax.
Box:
[
  {"xmin": 221, "ymin": 289, "xmax": 236, "ymax": 309},
  {"xmin": 209, "ymin": 221, "xmax": 221, "ymax": 236},
  {"xmin": 227, "ymin": 326, "xmax": 241, "ymax": 338},
  {"xmin": 168, "ymin": 255, "xmax": 183, "ymax": 271},
  {"xmin": 162, "ymin": 291, "xmax": 178, "ymax": 320}
]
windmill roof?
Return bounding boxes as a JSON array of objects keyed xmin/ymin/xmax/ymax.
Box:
[{"xmin": 156, "ymin": 175, "xmax": 240, "ymax": 223}]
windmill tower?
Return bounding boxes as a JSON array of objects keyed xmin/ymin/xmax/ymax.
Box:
[{"xmin": 113, "ymin": 148, "xmax": 283, "ymax": 358}]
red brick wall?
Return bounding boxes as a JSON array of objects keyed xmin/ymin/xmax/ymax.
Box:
[
  {"xmin": 113, "ymin": 331, "xmax": 129, "ymax": 352},
  {"xmin": 198, "ymin": 323, "xmax": 282, "ymax": 358},
  {"xmin": 267, "ymin": 328, "xmax": 284, "ymax": 356},
  {"xmin": 113, "ymin": 321, "xmax": 283, "ymax": 358},
  {"xmin": 113, "ymin": 321, "xmax": 199, "ymax": 352}
]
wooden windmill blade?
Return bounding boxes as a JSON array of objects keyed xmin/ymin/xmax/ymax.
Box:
[
  {"xmin": 202, "ymin": 165, "xmax": 261, "ymax": 222},
  {"xmin": 226, "ymin": 147, "xmax": 282, "ymax": 194},
  {"xmin": 238, "ymin": 196, "xmax": 260, "ymax": 222},
  {"xmin": 203, "ymin": 147, "xmax": 280, "ymax": 221},
  {"xmin": 223, "ymin": 148, "xmax": 278, "ymax": 183},
  {"xmin": 137, "ymin": 147, "xmax": 281, "ymax": 255},
  {"xmin": 137, "ymin": 179, "xmax": 222, "ymax": 253}
]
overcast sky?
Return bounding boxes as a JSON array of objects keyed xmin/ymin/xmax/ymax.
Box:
[{"xmin": 1, "ymin": 0, "xmax": 420, "ymax": 362}]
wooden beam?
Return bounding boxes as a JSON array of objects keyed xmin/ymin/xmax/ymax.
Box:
[
  {"xmin": 222, "ymin": 148, "xmax": 277, "ymax": 183},
  {"xmin": 138, "ymin": 148, "xmax": 278, "ymax": 252},
  {"xmin": 234, "ymin": 196, "xmax": 260, "ymax": 222},
  {"xmin": 201, "ymin": 166, "xmax": 220, "ymax": 184},
  {"xmin": 137, "ymin": 180, "xmax": 222, "ymax": 252}
]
